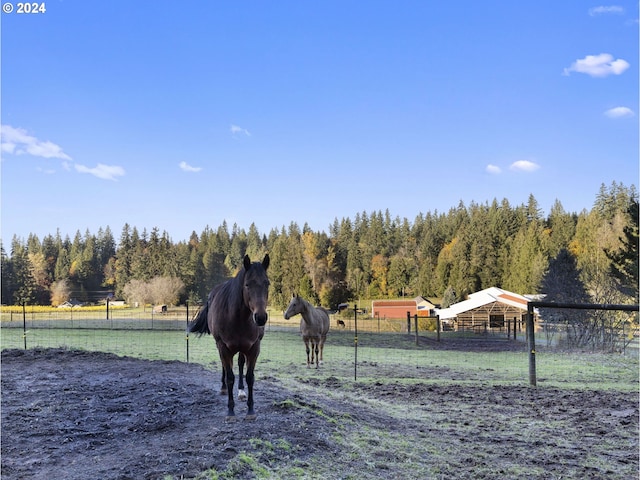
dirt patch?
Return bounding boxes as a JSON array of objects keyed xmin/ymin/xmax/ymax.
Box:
[{"xmin": 2, "ymin": 348, "xmax": 638, "ymax": 479}]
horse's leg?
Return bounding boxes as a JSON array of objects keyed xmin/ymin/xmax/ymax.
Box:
[
  {"xmin": 217, "ymin": 343, "xmax": 236, "ymax": 420},
  {"xmin": 244, "ymin": 342, "xmax": 261, "ymax": 421},
  {"xmin": 304, "ymin": 337, "xmax": 311, "ymax": 368},
  {"xmin": 220, "ymin": 367, "xmax": 227, "ymax": 395},
  {"xmin": 314, "ymin": 339, "xmax": 320, "ymax": 369},
  {"xmin": 237, "ymin": 353, "xmax": 247, "ymax": 402},
  {"xmin": 319, "ymin": 335, "xmax": 326, "ymax": 366},
  {"xmin": 224, "ymin": 356, "xmax": 236, "ymax": 420}
]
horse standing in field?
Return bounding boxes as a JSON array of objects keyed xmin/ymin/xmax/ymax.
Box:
[
  {"xmin": 188, "ymin": 254, "xmax": 270, "ymax": 421},
  {"xmin": 284, "ymin": 294, "xmax": 330, "ymax": 369}
]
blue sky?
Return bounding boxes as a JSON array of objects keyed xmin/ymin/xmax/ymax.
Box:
[{"xmin": 1, "ymin": 1, "xmax": 638, "ymax": 248}]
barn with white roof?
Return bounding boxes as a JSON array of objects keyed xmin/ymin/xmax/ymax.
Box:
[{"xmin": 435, "ymin": 287, "xmax": 532, "ymax": 333}]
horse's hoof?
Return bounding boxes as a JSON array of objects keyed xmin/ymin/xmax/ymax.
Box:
[
  {"xmin": 225, "ymin": 415, "xmax": 237, "ymax": 423},
  {"xmin": 238, "ymin": 390, "xmax": 247, "ymax": 401},
  {"xmin": 244, "ymin": 414, "xmax": 257, "ymax": 421}
]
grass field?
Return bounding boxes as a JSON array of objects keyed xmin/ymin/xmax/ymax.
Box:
[
  {"xmin": 1, "ymin": 323, "xmax": 637, "ymax": 392},
  {"xmin": 2, "ymin": 323, "xmax": 638, "ymax": 479}
]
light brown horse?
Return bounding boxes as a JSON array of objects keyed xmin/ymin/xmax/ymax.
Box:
[
  {"xmin": 284, "ymin": 294, "xmax": 330, "ymax": 368},
  {"xmin": 189, "ymin": 254, "xmax": 270, "ymax": 421}
]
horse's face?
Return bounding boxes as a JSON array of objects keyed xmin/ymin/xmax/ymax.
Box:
[
  {"xmin": 283, "ymin": 295, "xmax": 303, "ymax": 320},
  {"xmin": 242, "ymin": 254, "xmax": 270, "ymax": 327}
]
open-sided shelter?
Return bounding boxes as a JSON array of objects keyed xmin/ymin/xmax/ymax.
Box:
[{"xmin": 435, "ymin": 287, "xmax": 530, "ymax": 333}]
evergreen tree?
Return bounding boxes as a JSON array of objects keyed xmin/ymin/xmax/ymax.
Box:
[
  {"xmin": 202, "ymin": 239, "xmax": 228, "ymax": 293},
  {"xmin": 41, "ymin": 234, "xmax": 58, "ymax": 284},
  {"xmin": 54, "ymin": 247, "xmax": 70, "ymax": 281},
  {"xmin": 441, "ymin": 285, "xmax": 457, "ymax": 308},
  {"xmin": 1, "ymin": 243, "xmax": 14, "ymax": 303},
  {"xmin": 225, "ymin": 224, "xmax": 247, "ymax": 274},
  {"xmin": 541, "ymin": 249, "xmax": 590, "ymax": 304},
  {"xmin": 9, "ymin": 238, "xmax": 38, "ymax": 304},
  {"xmin": 1, "ymin": 181, "xmax": 636, "ymax": 309},
  {"xmin": 266, "ymin": 227, "xmax": 289, "ymax": 309},
  {"xmin": 606, "ymin": 199, "xmax": 639, "ymax": 300},
  {"xmin": 503, "ymin": 222, "xmax": 547, "ymax": 293},
  {"xmin": 129, "ymin": 227, "xmax": 150, "ymax": 280},
  {"xmin": 539, "ymin": 249, "xmax": 591, "ymax": 347},
  {"xmin": 298, "ymin": 274, "xmax": 318, "ymax": 304},
  {"xmin": 246, "ymin": 223, "xmax": 266, "ymax": 261},
  {"xmin": 115, "ymin": 224, "xmax": 133, "ymax": 297},
  {"xmin": 547, "ymin": 199, "xmax": 576, "ymax": 258},
  {"xmin": 388, "ymin": 254, "xmax": 412, "ymax": 297}
]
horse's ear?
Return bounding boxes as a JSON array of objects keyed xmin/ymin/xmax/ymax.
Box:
[
  {"xmin": 262, "ymin": 253, "xmax": 270, "ymax": 270},
  {"xmin": 243, "ymin": 254, "xmax": 251, "ymax": 271}
]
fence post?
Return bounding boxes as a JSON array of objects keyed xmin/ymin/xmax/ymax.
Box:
[
  {"xmin": 22, "ymin": 302, "xmax": 27, "ymax": 350},
  {"xmin": 414, "ymin": 314, "xmax": 419, "ymax": 345},
  {"xmin": 526, "ymin": 305, "xmax": 537, "ymax": 387},
  {"xmin": 354, "ymin": 304, "xmax": 358, "ymax": 381},
  {"xmin": 436, "ymin": 315, "xmax": 441, "ymax": 342},
  {"xmin": 186, "ymin": 301, "xmax": 190, "ymax": 363},
  {"xmin": 406, "ymin": 311, "xmax": 411, "ymax": 334}
]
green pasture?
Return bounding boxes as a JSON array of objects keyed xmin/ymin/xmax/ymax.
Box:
[
  {"xmin": 3, "ymin": 323, "xmax": 638, "ymax": 479},
  {"xmin": 1, "ymin": 325, "xmax": 637, "ymax": 392}
]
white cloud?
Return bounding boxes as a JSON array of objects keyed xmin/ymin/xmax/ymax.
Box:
[
  {"xmin": 510, "ymin": 160, "xmax": 540, "ymax": 172},
  {"xmin": 179, "ymin": 161, "xmax": 202, "ymax": 172},
  {"xmin": 0, "ymin": 125, "xmax": 127, "ymax": 181},
  {"xmin": 230, "ymin": 124, "xmax": 251, "ymax": 136},
  {"xmin": 563, "ymin": 53, "xmax": 629, "ymax": 77},
  {"xmin": 604, "ymin": 106, "xmax": 635, "ymax": 118},
  {"xmin": 74, "ymin": 163, "xmax": 125, "ymax": 181},
  {"xmin": 588, "ymin": 5, "xmax": 624, "ymax": 16},
  {"xmin": 486, "ymin": 164, "xmax": 502, "ymax": 174},
  {"xmin": 0, "ymin": 124, "xmax": 72, "ymax": 160}
]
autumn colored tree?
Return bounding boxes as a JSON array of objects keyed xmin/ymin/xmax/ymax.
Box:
[{"xmin": 2, "ymin": 183, "xmax": 636, "ymax": 317}]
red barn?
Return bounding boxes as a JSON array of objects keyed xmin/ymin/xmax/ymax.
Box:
[{"xmin": 371, "ymin": 299, "xmax": 418, "ymax": 320}]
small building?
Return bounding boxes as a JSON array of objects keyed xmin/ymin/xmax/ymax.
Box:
[
  {"xmin": 416, "ymin": 296, "xmax": 437, "ymax": 316},
  {"xmin": 435, "ymin": 287, "xmax": 531, "ymax": 333},
  {"xmin": 153, "ymin": 304, "xmax": 168, "ymax": 314},
  {"xmin": 57, "ymin": 299, "xmax": 84, "ymax": 308},
  {"xmin": 371, "ymin": 297, "xmax": 437, "ymax": 320},
  {"xmin": 371, "ymin": 299, "xmax": 416, "ymax": 320}
]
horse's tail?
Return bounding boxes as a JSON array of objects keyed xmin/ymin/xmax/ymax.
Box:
[{"xmin": 187, "ymin": 302, "xmax": 210, "ymax": 336}]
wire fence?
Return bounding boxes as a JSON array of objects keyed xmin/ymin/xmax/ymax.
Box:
[{"xmin": 1, "ymin": 305, "xmax": 638, "ymax": 391}]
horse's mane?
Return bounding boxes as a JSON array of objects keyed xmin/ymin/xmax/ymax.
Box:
[
  {"xmin": 303, "ymin": 297, "xmax": 328, "ymax": 314},
  {"xmin": 215, "ymin": 268, "xmax": 246, "ymax": 312}
]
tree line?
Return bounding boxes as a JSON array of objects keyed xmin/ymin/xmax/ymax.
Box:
[{"xmin": 2, "ymin": 182, "xmax": 637, "ymax": 313}]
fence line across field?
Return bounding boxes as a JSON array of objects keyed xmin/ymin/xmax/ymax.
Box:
[
  {"xmin": 525, "ymin": 301, "xmax": 640, "ymax": 386},
  {"xmin": 1, "ymin": 302, "xmax": 638, "ymax": 390}
]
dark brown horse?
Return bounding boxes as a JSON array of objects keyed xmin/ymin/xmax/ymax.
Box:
[{"xmin": 189, "ymin": 254, "xmax": 270, "ymax": 421}]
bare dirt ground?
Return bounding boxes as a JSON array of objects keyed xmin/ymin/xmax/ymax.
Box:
[{"xmin": 2, "ymin": 347, "xmax": 638, "ymax": 479}]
